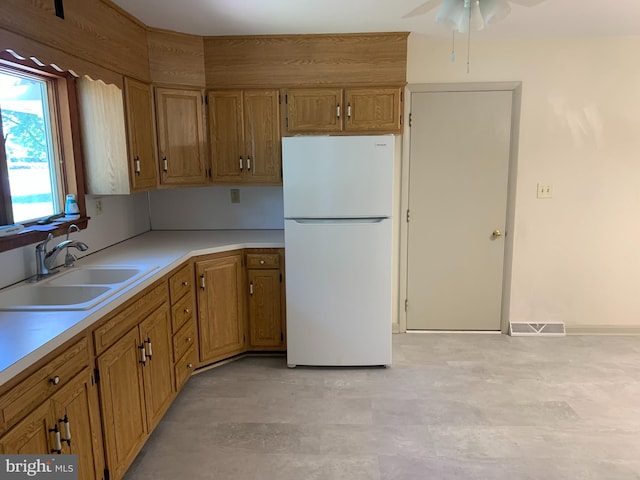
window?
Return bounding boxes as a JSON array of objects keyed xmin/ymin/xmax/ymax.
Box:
[
  {"xmin": 0, "ymin": 53, "xmax": 86, "ymax": 252},
  {"xmin": 0, "ymin": 68, "xmax": 62, "ymax": 223}
]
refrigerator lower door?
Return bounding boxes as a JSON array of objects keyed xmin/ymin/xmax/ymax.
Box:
[{"xmin": 285, "ymin": 218, "xmax": 392, "ymax": 367}]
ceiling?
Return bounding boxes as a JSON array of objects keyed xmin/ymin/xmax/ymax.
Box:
[{"xmin": 110, "ymin": 0, "xmax": 640, "ymax": 40}]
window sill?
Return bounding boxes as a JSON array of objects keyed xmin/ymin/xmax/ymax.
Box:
[{"xmin": 0, "ymin": 217, "xmax": 89, "ymax": 254}]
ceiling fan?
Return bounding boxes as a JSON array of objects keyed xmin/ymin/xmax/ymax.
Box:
[{"xmin": 404, "ymin": 0, "xmax": 545, "ymax": 32}]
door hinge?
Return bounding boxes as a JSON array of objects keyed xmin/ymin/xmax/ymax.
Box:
[
  {"xmin": 285, "ymin": 117, "xmax": 289, "ymax": 128},
  {"xmin": 281, "ymin": 332, "xmax": 284, "ymax": 341},
  {"xmin": 204, "ymin": 94, "xmax": 208, "ymax": 105},
  {"xmin": 409, "ymin": 112, "xmax": 412, "ymax": 127},
  {"xmin": 93, "ymin": 367, "xmax": 100, "ymax": 384},
  {"xmin": 279, "ymin": 272, "xmax": 282, "ymax": 283},
  {"xmin": 404, "ymin": 299, "xmax": 408, "ymax": 312},
  {"xmin": 406, "ymin": 209, "xmax": 410, "ymax": 223},
  {"xmin": 400, "ymin": 91, "xmax": 404, "ymax": 102},
  {"xmin": 279, "ymin": 93, "xmax": 282, "ymax": 104},
  {"xmin": 206, "ymin": 167, "xmax": 211, "ymax": 178},
  {"xmin": 285, "ymin": 93, "xmax": 288, "ymax": 104},
  {"xmin": 104, "ymin": 468, "xmax": 110, "ymax": 480}
]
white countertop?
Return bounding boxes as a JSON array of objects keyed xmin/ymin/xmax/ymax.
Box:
[{"xmin": 0, "ymin": 229, "xmax": 284, "ymax": 387}]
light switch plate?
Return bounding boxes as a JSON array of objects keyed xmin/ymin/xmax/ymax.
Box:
[
  {"xmin": 230, "ymin": 188, "xmax": 240, "ymax": 204},
  {"xmin": 537, "ymin": 183, "xmax": 553, "ymax": 199}
]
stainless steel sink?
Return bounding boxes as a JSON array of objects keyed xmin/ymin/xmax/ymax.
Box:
[{"xmin": 0, "ymin": 265, "xmax": 157, "ymax": 311}]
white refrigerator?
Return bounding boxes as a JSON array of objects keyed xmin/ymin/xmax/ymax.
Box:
[{"xmin": 282, "ymin": 135, "xmax": 394, "ymax": 367}]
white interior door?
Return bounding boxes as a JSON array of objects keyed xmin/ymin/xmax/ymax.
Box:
[{"xmin": 406, "ymin": 90, "xmax": 513, "ymax": 330}]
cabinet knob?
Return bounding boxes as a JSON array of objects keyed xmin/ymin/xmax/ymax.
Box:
[
  {"xmin": 182, "ymin": 281, "xmax": 189, "ymax": 287},
  {"xmin": 50, "ymin": 375, "xmax": 60, "ymax": 385},
  {"xmin": 184, "ymin": 308, "xmax": 190, "ymax": 315},
  {"xmin": 187, "ymin": 363, "xmax": 193, "ymax": 369},
  {"xmin": 186, "ymin": 337, "xmax": 192, "ymax": 343},
  {"xmin": 259, "ymin": 260, "xmax": 265, "ymax": 265}
]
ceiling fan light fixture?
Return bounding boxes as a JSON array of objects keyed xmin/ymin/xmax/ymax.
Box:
[
  {"xmin": 436, "ymin": 0, "xmax": 511, "ymax": 33},
  {"xmin": 479, "ymin": 0, "xmax": 511, "ymax": 25}
]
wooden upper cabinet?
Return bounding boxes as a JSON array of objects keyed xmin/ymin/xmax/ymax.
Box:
[
  {"xmin": 77, "ymin": 76, "xmax": 149, "ymax": 195},
  {"xmin": 124, "ymin": 78, "xmax": 158, "ymax": 191},
  {"xmin": 155, "ymin": 88, "xmax": 208, "ymax": 186},
  {"xmin": 286, "ymin": 88, "xmax": 342, "ymax": 133},
  {"xmin": 243, "ymin": 90, "xmax": 281, "ymax": 183},
  {"xmin": 344, "ymin": 87, "xmax": 403, "ymax": 133},
  {"xmin": 209, "ymin": 90, "xmax": 244, "ymax": 183},
  {"xmin": 209, "ymin": 89, "xmax": 281, "ymax": 184},
  {"xmin": 285, "ymin": 86, "xmax": 403, "ymax": 135}
]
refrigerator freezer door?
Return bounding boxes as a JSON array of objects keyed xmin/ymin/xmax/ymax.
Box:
[
  {"xmin": 285, "ymin": 218, "xmax": 392, "ymax": 367},
  {"xmin": 282, "ymin": 135, "xmax": 394, "ymax": 219}
]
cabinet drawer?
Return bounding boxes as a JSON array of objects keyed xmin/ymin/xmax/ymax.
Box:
[
  {"xmin": 174, "ymin": 346, "xmax": 195, "ymax": 391},
  {"xmin": 169, "ymin": 263, "xmax": 193, "ymax": 305},
  {"xmin": 0, "ymin": 337, "xmax": 88, "ymax": 434},
  {"xmin": 173, "ymin": 318, "xmax": 195, "ymax": 362},
  {"xmin": 171, "ymin": 292, "xmax": 194, "ymax": 333},
  {"xmin": 94, "ymin": 282, "xmax": 167, "ymax": 356},
  {"xmin": 246, "ymin": 253, "xmax": 280, "ymax": 269}
]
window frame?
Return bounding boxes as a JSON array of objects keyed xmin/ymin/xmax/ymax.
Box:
[{"xmin": 0, "ymin": 53, "xmax": 88, "ymax": 253}]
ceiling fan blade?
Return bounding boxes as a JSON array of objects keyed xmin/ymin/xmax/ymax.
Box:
[
  {"xmin": 402, "ymin": 0, "xmax": 442, "ymax": 18},
  {"xmin": 510, "ymin": 0, "xmax": 546, "ymax": 7}
]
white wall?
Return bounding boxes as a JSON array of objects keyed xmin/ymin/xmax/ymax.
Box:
[
  {"xmin": 148, "ymin": 186, "xmax": 284, "ymax": 230},
  {"xmin": 0, "ymin": 193, "xmax": 150, "ymax": 289},
  {"xmin": 407, "ymin": 34, "xmax": 640, "ymax": 330}
]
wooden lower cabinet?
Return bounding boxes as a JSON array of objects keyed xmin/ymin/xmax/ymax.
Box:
[
  {"xmin": 0, "ymin": 368, "xmax": 104, "ymax": 480},
  {"xmin": 196, "ymin": 253, "xmax": 246, "ymax": 364},
  {"xmin": 97, "ymin": 302, "xmax": 174, "ymax": 480},
  {"xmin": 248, "ymin": 269, "xmax": 284, "ymax": 349}
]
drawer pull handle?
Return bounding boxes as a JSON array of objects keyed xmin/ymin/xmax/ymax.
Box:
[
  {"xmin": 50, "ymin": 375, "xmax": 60, "ymax": 386},
  {"xmin": 200, "ymin": 274, "xmax": 206, "ymax": 290},
  {"xmin": 259, "ymin": 260, "xmax": 265, "ymax": 265},
  {"xmin": 49, "ymin": 424, "xmax": 62, "ymax": 453},
  {"xmin": 60, "ymin": 414, "xmax": 71, "ymax": 446}
]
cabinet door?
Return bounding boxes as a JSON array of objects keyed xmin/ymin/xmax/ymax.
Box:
[
  {"xmin": 243, "ymin": 90, "xmax": 281, "ymax": 184},
  {"xmin": 51, "ymin": 369, "xmax": 104, "ymax": 480},
  {"xmin": 0, "ymin": 401, "xmax": 52, "ymax": 455},
  {"xmin": 196, "ymin": 254, "xmax": 246, "ymax": 364},
  {"xmin": 248, "ymin": 269, "xmax": 283, "ymax": 348},
  {"xmin": 286, "ymin": 88, "xmax": 343, "ymax": 133},
  {"xmin": 97, "ymin": 328, "xmax": 147, "ymax": 480},
  {"xmin": 209, "ymin": 90, "xmax": 245, "ymax": 183},
  {"xmin": 124, "ymin": 77, "xmax": 158, "ymax": 191},
  {"xmin": 156, "ymin": 88, "xmax": 208, "ymax": 186},
  {"xmin": 344, "ymin": 87, "xmax": 402, "ymax": 133},
  {"xmin": 139, "ymin": 304, "xmax": 175, "ymax": 430}
]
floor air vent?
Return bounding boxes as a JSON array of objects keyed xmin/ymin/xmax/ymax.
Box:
[{"xmin": 509, "ymin": 322, "xmax": 566, "ymax": 336}]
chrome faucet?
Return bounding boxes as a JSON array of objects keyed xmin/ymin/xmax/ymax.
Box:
[{"xmin": 34, "ymin": 227, "xmax": 89, "ymax": 279}]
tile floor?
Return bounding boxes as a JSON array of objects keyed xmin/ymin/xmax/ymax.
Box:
[{"xmin": 124, "ymin": 333, "xmax": 640, "ymax": 479}]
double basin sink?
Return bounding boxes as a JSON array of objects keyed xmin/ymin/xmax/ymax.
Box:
[{"xmin": 0, "ymin": 266, "xmax": 157, "ymax": 311}]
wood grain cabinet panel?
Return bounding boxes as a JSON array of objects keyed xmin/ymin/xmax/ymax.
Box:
[
  {"xmin": 209, "ymin": 89, "xmax": 281, "ymax": 184},
  {"xmin": 344, "ymin": 87, "xmax": 403, "ymax": 132},
  {"xmin": 196, "ymin": 253, "xmax": 246, "ymax": 364},
  {"xmin": 246, "ymin": 249, "xmax": 286, "ymax": 351},
  {"xmin": 124, "ymin": 78, "xmax": 158, "ymax": 191},
  {"xmin": 156, "ymin": 88, "xmax": 208, "ymax": 186},
  {"xmin": 285, "ymin": 87, "xmax": 403, "ymax": 135},
  {"xmin": 286, "ymin": 88, "xmax": 343, "ymax": 133}
]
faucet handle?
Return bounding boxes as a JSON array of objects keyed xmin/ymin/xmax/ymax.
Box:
[{"xmin": 37, "ymin": 233, "xmax": 54, "ymax": 251}]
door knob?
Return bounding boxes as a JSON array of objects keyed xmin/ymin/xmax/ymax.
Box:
[{"xmin": 492, "ymin": 230, "xmax": 503, "ymax": 238}]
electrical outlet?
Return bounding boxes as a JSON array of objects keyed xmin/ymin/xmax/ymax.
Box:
[
  {"xmin": 230, "ymin": 189, "xmax": 240, "ymax": 204},
  {"xmin": 94, "ymin": 198, "xmax": 103, "ymax": 215},
  {"xmin": 537, "ymin": 183, "xmax": 553, "ymax": 199}
]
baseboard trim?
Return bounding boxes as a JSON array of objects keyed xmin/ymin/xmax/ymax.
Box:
[{"xmin": 566, "ymin": 325, "xmax": 640, "ymax": 335}]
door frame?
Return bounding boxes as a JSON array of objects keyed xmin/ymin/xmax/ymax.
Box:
[{"xmin": 397, "ymin": 82, "xmax": 522, "ymax": 333}]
